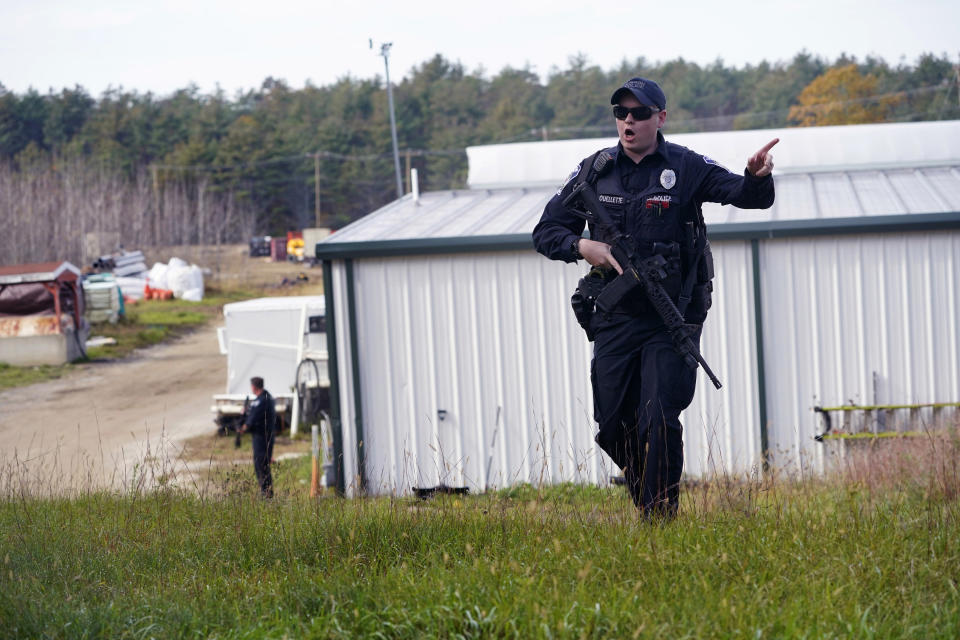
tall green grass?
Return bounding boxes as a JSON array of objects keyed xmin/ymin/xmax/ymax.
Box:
[
  {"xmin": 83, "ymin": 286, "xmax": 257, "ymax": 361},
  {"xmin": 0, "ymin": 360, "xmax": 72, "ymax": 389},
  {"xmin": 2, "ymin": 435, "xmax": 959, "ymax": 638}
]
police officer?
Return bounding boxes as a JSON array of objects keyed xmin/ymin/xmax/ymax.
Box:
[
  {"xmin": 241, "ymin": 376, "xmax": 278, "ymax": 497},
  {"xmin": 533, "ymin": 78, "xmax": 778, "ymax": 516}
]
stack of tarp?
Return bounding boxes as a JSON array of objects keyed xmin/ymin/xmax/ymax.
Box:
[
  {"xmin": 89, "ymin": 250, "xmax": 150, "ymax": 302},
  {"xmin": 82, "ymin": 273, "xmax": 124, "ymax": 324},
  {"xmin": 147, "ymin": 257, "xmax": 204, "ymax": 302}
]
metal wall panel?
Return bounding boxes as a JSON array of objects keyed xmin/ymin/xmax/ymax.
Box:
[
  {"xmin": 683, "ymin": 240, "xmax": 764, "ymax": 477},
  {"xmin": 330, "ymin": 262, "xmax": 361, "ymax": 496},
  {"xmin": 760, "ymin": 231, "xmax": 960, "ymax": 473},
  {"xmin": 349, "ymin": 251, "xmax": 611, "ymax": 495},
  {"xmin": 334, "ymin": 230, "xmax": 959, "ymax": 494},
  {"xmin": 340, "ymin": 242, "xmax": 762, "ymax": 495}
]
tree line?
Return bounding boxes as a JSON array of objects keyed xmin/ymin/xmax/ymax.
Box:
[{"xmin": 1, "ymin": 51, "xmax": 957, "ymax": 266}]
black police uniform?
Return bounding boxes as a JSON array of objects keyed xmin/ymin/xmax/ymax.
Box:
[
  {"xmin": 533, "ymin": 131, "xmax": 774, "ymax": 514},
  {"xmin": 245, "ymin": 389, "xmax": 278, "ymax": 496}
]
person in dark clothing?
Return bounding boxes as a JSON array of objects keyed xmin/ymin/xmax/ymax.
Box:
[
  {"xmin": 533, "ymin": 77, "xmax": 778, "ymax": 517},
  {"xmin": 241, "ymin": 376, "xmax": 277, "ymax": 497}
]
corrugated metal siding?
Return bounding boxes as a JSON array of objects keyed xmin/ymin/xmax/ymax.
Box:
[
  {"xmin": 351, "ymin": 251, "xmax": 609, "ymax": 494},
  {"xmin": 330, "ymin": 262, "xmax": 361, "ymax": 495},
  {"xmin": 341, "ymin": 243, "xmax": 763, "ymax": 495},
  {"xmin": 683, "ymin": 240, "xmax": 763, "ymax": 476},
  {"xmin": 336, "ymin": 230, "xmax": 960, "ymax": 493},
  {"xmin": 760, "ymin": 231, "xmax": 960, "ymax": 473}
]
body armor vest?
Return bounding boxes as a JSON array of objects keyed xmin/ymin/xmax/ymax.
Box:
[{"xmin": 583, "ymin": 150, "xmax": 714, "ymax": 323}]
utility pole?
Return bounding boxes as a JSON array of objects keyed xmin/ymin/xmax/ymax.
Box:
[
  {"xmin": 314, "ymin": 153, "xmax": 322, "ymax": 227},
  {"xmin": 955, "ymin": 58, "xmax": 960, "ymax": 107},
  {"xmin": 151, "ymin": 164, "xmax": 160, "ymax": 243},
  {"xmin": 371, "ymin": 39, "xmax": 404, "ymax": 199}
]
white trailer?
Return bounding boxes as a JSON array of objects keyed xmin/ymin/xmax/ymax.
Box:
[{"xmin": 213, "ymin": 296, "xmax": 330, "ymax": 436}]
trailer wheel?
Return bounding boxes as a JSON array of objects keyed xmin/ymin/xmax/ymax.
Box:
[{"xmin": 295, "ymin": 357, "xmax": 327, "ymax": 426}]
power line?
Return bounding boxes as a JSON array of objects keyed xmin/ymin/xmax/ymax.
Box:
[{"xmin": 152, "ymin": 148, "xmax": 467, "ymax": 173}]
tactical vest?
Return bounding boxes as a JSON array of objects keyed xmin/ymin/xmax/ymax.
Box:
[{"xmin": 584, "ymin": 149, "xmax": 714, "ymax": 324}]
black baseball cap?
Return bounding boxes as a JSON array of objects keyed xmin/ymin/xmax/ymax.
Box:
[{"xmin": 610, "ymin": 77, "xmax": 666, "ymax": 110}]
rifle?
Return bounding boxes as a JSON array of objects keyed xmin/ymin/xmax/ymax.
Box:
[
  {"xmin": 562, "ymin": 151, "xmax": 723, "ymax": 390},
  {"xmin": 235, "ymin": 395, "xmax": 251, "ymax": 448}
]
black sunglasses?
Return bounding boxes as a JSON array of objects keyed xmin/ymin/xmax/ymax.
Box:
[{"xmin": 613, "ymin": 105, "xmax": 659, "ymax": 121}]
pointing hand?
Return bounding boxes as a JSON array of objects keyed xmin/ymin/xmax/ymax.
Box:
[{"xmin": 747, "ymin": 138, "xmax": 779, "ymax": 177}]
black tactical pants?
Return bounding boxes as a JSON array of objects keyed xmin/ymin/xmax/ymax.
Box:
[
  {"xmin": 251, "ymin": 430, "xmax": 276, "ymax": 497},
  {"xmin": 590, "ymin": 313, "xmax": 700, "ymax": 515}
]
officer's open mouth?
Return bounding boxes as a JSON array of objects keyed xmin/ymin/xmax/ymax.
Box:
[{"xmin": 624, "ymin": 127, "xmax": 635, "ymax": 137}]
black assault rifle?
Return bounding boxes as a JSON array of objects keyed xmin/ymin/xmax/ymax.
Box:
[{"xmin": 562, "ymin": 152, "xmax": 722, "ymax": 390}]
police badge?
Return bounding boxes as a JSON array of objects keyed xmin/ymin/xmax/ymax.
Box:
[{"xmin": 660, "ymin": 169, "xmax": 676, "ymax": 189}]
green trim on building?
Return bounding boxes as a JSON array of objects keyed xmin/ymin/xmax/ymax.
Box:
[
  {"xmin": 321, "ymin": 260, "xmax": 346, "ymax": 495},
  {"xmin": 344, "ymin": 259, "xmax": 367, "ymax": 493},
  {"xmin": 709, "ymin": 211, "xmax": 960, "ymax": 241},
  {"xmin": 316, "ymin": 234, "xmax": 534, "ymax": 260},
  {"xmin": 750, "ymin": 238, "xmax": 770, "ymax": 469}
]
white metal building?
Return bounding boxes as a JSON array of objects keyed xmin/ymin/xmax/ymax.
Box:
[{"xmin": 317, "ymin": 120, "xmax": 960, "ymax": 496}]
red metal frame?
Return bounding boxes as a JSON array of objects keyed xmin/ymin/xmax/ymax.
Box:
[{"xmin": 1, "ymin": 262, "xmax": 83, "ymax": 335}]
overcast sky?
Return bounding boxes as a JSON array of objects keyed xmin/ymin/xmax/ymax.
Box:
[{"xmin": 2, "ymin": 0, "xmax": 958, "ymax": 97}]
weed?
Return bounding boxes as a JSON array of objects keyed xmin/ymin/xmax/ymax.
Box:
[{"xmin": 0, "ymin": 361, "xmax": 72, "ymax": 389}]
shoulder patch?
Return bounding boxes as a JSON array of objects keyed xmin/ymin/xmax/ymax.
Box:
[
  {"xmin": 702, "ymin": 155, "xmax": 730, "ymax": 171},
  {"xmin": 557, "ymin": 164, "xmax": 581, "ymax": 195}
]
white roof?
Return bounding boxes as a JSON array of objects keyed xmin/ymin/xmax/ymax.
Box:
[
  {"xmin": 466, "ymin": 120, "xmax": 960, "ymax": 189},
  {"xmin": 223, "ymin": 296, "xmax": 325, "ymax": 315},
  {"xmin": 317, "ymin": 120, "xmax": 960, "ymax": 253},
  {"xmin": 320, "ymin": 165, "xmax": 960, "ymax": 247},
  {"xmin": 0, "ymin": 261, "xmax": 81, "ymax": 285}
]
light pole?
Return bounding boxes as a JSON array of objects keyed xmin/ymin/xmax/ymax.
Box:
[{"xmin": 371, "ymin": 40, "xmax": 404, "ymax": 199}]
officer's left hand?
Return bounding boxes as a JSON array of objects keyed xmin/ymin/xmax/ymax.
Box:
[{"xmin": 747, "ymin": 138, "xmax": 779, "ymax": 177}]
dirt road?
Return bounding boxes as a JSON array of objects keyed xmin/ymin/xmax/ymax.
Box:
[{"xmin": 0, "ymin": 325, "xmax": 225, "ymax": 492}]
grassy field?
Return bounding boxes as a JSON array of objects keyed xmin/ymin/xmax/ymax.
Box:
[
  {"xmin": 2, "ymin": 437, "xmax": 959, "ymax": 639},
  {"xmin": 179, "ymin": 431, "xmax": 312, "ymax": 468},
  {"xmin": 0, "ymin": 360, "xmax": 74, "ymax": 389}
]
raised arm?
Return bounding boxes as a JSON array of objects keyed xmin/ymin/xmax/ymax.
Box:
[{"xmin": 696, "ymin": 138, "xmax": 779, "ymax": 209}]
